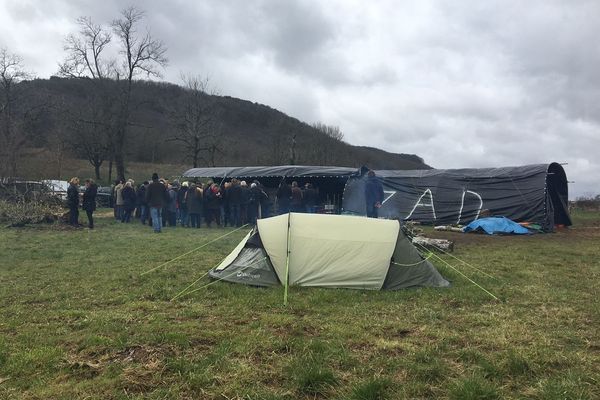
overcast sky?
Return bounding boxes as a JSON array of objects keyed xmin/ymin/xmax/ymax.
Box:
[{"xmin": 1, "ymin": 0, "xmax": 598, "ymax": 198}]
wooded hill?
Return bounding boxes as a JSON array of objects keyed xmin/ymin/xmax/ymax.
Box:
[{"xmin": 10, "ymin": 77, "xmax": 430, "ymax": 179}]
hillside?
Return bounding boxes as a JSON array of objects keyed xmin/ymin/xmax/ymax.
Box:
[{"xmin": 8, "ymin": 77, "xmax": 430, "ymax": 180}]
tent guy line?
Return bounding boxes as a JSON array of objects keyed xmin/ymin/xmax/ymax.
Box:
[
  {"xmin": 140, "ymin": 224, "xmax": 251, "ymax": 276},
  {"xmin": 413, "ymin": 242, "xmax": 500, "ymax": 301},
  {"xmin": 416, "ymin": 236, "xmax": 500, "ymax": 281},
  {"xmin": 171, "ymin": 256, "xmax": 269, "ymax": 302}
]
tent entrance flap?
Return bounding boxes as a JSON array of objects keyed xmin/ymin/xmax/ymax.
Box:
[{"xmin": 547, "ymin": 162, "xmax": 571, "ymax": 226}]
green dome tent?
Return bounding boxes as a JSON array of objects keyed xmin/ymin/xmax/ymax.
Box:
[{"xmin": 209, "ymin": 213, "xmax": 449, "ymax": 291}]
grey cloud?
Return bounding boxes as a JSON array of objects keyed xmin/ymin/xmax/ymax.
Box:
[{"xmin": 2, "ymin": 0, "xmax": 599, "ymax": 197}]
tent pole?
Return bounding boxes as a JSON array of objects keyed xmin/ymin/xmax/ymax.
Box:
[{"xmin": 283, "ymin": 212, "xmax": 291, "ymax": 306}]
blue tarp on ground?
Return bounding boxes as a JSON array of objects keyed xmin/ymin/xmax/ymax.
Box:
[{"xmin": 463, "ymin": 217, "xmax": 530, "ymax": 235}]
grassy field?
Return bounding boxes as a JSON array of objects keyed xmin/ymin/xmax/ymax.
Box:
[{"xmin": 0, "ymin": 211, "xmax": 598, "ymax": 399}]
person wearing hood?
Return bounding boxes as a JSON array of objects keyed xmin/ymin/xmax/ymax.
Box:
[{"xmin": 364, "ymin": 170, "xmax": 384, "ymax": 218}]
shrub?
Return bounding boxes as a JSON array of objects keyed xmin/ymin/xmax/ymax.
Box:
[{"xmin": 0, "ymin": 199, "xmax": 64, "ymax": 227}]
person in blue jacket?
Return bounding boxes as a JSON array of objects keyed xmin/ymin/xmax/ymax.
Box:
[{"xmin": 364, "ymin": 170, "xmax": 384, "ymax": 218}]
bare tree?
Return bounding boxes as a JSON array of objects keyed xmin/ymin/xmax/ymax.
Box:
[
  {"xmin": 310, "ymin": 122, "xmax": 346, "ymax": 164},
  {"xmin": 312, "ymin": 122, "xmax": 345, "ymax": 142},
  {"xmin": 289, "ymin": 134, "xmax": 297, "ymax": 165},
  {"xmin": 0, "ymin": 48, "xmax": 33, "ymax": 176},
  {"xmin": 59, "ymin": 16, "xmax": 117, "ymax": 181},
  {"xmin": 268, "ymin": 116, "xmax": 289, "ymax": 164},
  {"xmin": 201, "ymin": 120, "xmax": 225, "ymax": 167},
  {"xmin": 168, "ymin": 74, "xmax": 224, "ymax": 167},
  {"xmin": 59, "ymin": 16, "xmax": 114, "ymax": 79},
  {"xmin": 61, "ymin": 8, "xmax": 167, "ymax": 181},
  {"xmin": 68, "ymin": 99, "xmax": 112, "ymax": 180},
  {"xmin": 111, "ymin": 7, "xmax": 167, "ymax": 180}
]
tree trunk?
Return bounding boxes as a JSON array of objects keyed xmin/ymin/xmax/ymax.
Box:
[
  {"xmin": 10, "ymin": 153, "xmax": 17, "ymax": 177},
  {"xmin": 108, "ymin": 158, "xmax": 113, "ymax": 183},
  {"xmin": 114, "ymin": 127, "xmax": 126, "ymax": 181},
  {"xmin": 94, "ymin": 163, "xmax": 101, "ymax": 180}
]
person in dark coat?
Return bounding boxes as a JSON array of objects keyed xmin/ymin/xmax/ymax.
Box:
[
  {"xmin": 365, "ymin": 170, "xmax": 384, "ymax": 218},
  {"xmin": 276, "ymin": 181, "xmax": 292, "ymax": 215},
  {"xmin": 290, "ymin": 181, "xmax": 303, "ymax": 213},
  {"xmin": 303, "ymin": 183, "xmax": 318, "ymax": 213},
  {"xmin": 121, "ymin": 181, "xmax": 137, "ymax": 223},
  {"xmin": 247, "ymin": 183, "xmax": 259, "ymax": 224},
  {"xmin": 240, "ymin": 181, "xmax": 250, "ymax": 225},
  {"xmin": 256, "ymin": 180, "xmax": 271, "ymax": 219},
  {"xmin": 166, "ymin": 184, "xmax": 178, "ymax": 227},
  {"xmin": 221, "ymin": 182, "xmax": 231, "ymax": 227},
  {"xmin": 137, "ymin": 182, "xmax": 148, "ymax": 224},
  {"xmin": 178, "ymin": 182, "xmax": 189, "ymax": 227},
  {"xmin": 228, "ymin": 179, "xmax": 242, "ymax": 227},
  {"xmin": 67, "ymin": 177, "xmax": 80, "ymax": 227},
  {"xmin": 186, "ymin": 183, "xmax": 203, "ymax": 228},
  {"xmin": 205, "ymin": 183, "xmax": 222, "ymax": 227},
  {"xmin": 146, "ymin": 173, "xmax": 168, "ymax": 233},
  {"xmin": 82, "ymin": 178, "xmax": 98, "ymax": 229}
]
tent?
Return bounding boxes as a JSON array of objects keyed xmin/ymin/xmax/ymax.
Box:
[
  {"xmin": 209, "ymin": 213, "xmax": 450, "ymax": 290},
  {"xmin": 342, "ymin": 163, "xmax": 571, "ymax": 231}
]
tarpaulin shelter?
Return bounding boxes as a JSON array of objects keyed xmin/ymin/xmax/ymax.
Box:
[
  {"xmin": 182, "ymin": 165, "xmax": 360, "ymax": 212},
  {"xmin": 209, "ymin": 213, "xmax": 449, "ymax": 290},
  {"xmin": 342, "ymin": 163, "xmax": 571, "ymax": 231},
  {"xmin": 182, "ymin": 162, "xmax": 571, "ymax": 231}
]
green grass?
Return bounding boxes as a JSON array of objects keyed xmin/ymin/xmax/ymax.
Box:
[{"xmin": 0, "ymin": 210, "xmax": 599, "ymax": 399}]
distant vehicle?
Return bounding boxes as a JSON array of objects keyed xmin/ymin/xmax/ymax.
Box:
[
  {"xmin": 78, "ymin": 184, "xmax": 112, "ymax": 208},
  {"xmin": 93, "ymin": 186, "xmax": 112, "ymax": 208},
  {"xmin": 43, "ymin": 179, "xmax": 69, "ymax": 202},
  {"xmin": 0, "ymin": 178, "xmax": 46, "ymax": 202}
]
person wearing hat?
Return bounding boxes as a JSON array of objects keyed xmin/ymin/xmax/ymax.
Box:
[{"xmin": 145, "ymin": 173, "xmax": 168, "ymax": 232}]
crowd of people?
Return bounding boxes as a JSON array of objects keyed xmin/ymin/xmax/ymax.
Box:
[
  {"xmin": 107, "ymin": 173, "xmax": 324, "ymax": 233},
  {"xmin": 66, "ymin": 170, "xmax": 383, "ymax": 230}
]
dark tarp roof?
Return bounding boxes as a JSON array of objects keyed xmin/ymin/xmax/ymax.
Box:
[
  {"xmin": 183, "ymin": 165, "xmax": 360, "ymax": 179},
  {"xmin": 342, "ymin": 163, "xmax": 571, "ymax": 230}
]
